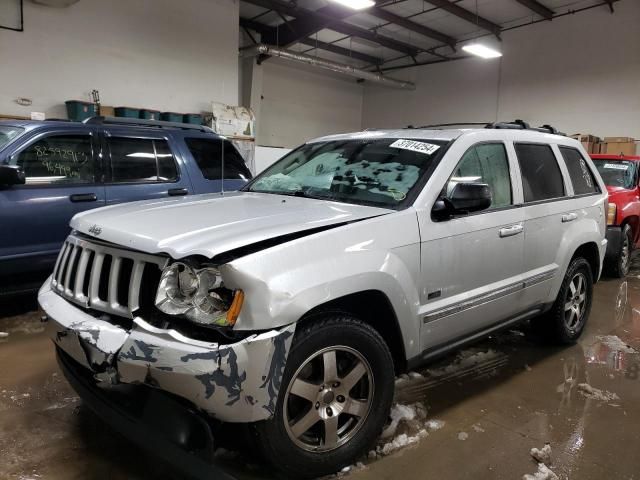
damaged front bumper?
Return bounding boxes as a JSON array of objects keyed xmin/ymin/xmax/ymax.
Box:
[{"xmin": 39, "ymin": 279, "xmax": 295, "ymax": 423}]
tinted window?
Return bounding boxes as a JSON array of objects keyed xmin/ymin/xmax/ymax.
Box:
[
  {"xmin": 108, "ymin": 137, "xmax": 177, "ymax": 183},
  {"xmin": 559, "ymin": 147, "xmax": 599, "ymax": 195},
  {"xmin": 515, "ymin": 143, "xmax": 565, "ymax": 202},
  {"xmin": 448, "ymin": 143, "xmax": 511, "ymax": 210},
  {"xmin": 11, "ymin": 134, "xmax": 94, "ymax": 185},
  {"xmin": 185, "ymin": 138, "xmax": 252, "ymax": 181}
]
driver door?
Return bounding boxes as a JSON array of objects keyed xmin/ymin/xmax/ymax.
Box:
[{"xmin": 418, "ymin": 142, "xmax": 526, "ymax": 352}]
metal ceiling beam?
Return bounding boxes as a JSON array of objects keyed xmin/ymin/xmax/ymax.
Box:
[
  {"xmin": 513, "ymin": 0, "xmax": 554, "ymax": 20},
  {"xmin": 424, "ymin": 0, "xmax": 502, "ymax": 37},
  {"xmin": 240, "ymin": 17, "xmax": 384, "ymax": 65},
  {"xmin": 241, "ymin": 0, "xmax": 424, "ymax": 56},
  {"xmin": 368, "ymin": 7, "xmax": 457, "ymax": 47}
]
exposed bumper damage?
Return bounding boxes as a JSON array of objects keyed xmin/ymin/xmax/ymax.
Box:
[{"xmin": 39, "ymin": 280, "xmax": 295, "ymax": 423}]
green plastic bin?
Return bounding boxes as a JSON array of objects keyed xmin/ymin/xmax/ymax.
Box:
[
  {"xmin": 183, "ymin": 114, "xmax": 203, "ymax": 125},
  {"xmin": 161, "ymin": 112, "xmax": 183, "ymax": 123},
  {"xmin": 114, "ymin": 107, "xmax": 140, "ymax": 118},
  {"xmin": 139, "ymin": 109, "xmax": 161, "ymax": 121},
  {"xmin": 65, "ymin": 101, "xmax": 97, "ymax": 121}
]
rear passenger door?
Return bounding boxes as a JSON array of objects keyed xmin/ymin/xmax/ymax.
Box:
[
  {"xmin": 515, "ymin": 143, "xmax": 574, "ymax": 305},
  {"xmin": 102, "ymin": 128, "xmax": 192, "ymax": 205}
]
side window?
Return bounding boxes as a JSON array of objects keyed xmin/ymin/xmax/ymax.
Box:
[
  {"xmin": 559, "ymin": 147, "xmax": 599, "ymax": 195},
  {"xmin": 185, "ymin": 138, "xmax": 252, "ymax": 181},
  {"xmin": 11, "ymin": 134, "xmax": 94, "ymax": 185},
  {"xmin": 447, "ymin": 143, "xmax": 512, "ymax": 210},
  {"xmin": 515, "ymin": 143, "xmax": 565, "ymax": 202},
  {"xmin": 108, "ymin": 137, "xmax": 177, "ymax": 183}
]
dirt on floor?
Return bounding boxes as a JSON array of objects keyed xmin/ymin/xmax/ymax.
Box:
[{"xmin": 1, "ymin": 264, "xmax": 640, "ymax": 480}]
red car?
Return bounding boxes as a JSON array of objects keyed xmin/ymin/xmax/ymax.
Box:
[{"xmin": 591, "ymin": 154, "xmax": 640, "ymax": 277}]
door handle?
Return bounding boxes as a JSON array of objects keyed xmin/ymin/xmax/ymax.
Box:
[
  {"xmin": 168, "ymin": 188, "xmax": 188, "ymax": 196},
  {"xmin": 499, "ymin": 224, "xmax": 524, "ymax": 238},
  {"xmin": 562, "ymin": 212, "xmax": 578, "ymax": 223},
  {"xmin": 69, "ymin": 193, "xmax": 97, "ymax": 203}
]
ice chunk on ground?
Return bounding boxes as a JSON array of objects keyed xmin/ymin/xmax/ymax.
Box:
[
  {"xmin": 523, "ymin": 463, "xmax": 559, "ymax": 480},
  {"xmin": 426, "ymin": 349, "xmax": 501, "ymax": 377},
  {"xmin": 0, "ymin": 332, "xmax": 9, "ymax": 338},
  {"xmin": 530, "ymin": 444, "xmax": 552, "ymax": 465},
  {"xmin": 380, "ymin": 432, "xmax": 423, "ymax": 455},
  {"xmin": 595, "ymin": 335, "xmax": 636, "ymax": 353},
  {"xmin": 425, "ymin": 419, "xmax": 445, "ymax": 431},
  {"xmin": 472, "ymin": 424, "xmax": 485, "ymax": 433},
  {"xmin": 408, "ymin": 371, "xmax": 424, "ymax": 379},
  {"xmin": 381, "ymin": 403, "xmax": 418, "ymax": 439},
  {"xmin": 457, "ymin": 431, "xmax": 469, "ymax": 441},
  {"xmin": 578, "ymin": 383, "xmax": 620, "ymax": 402}
]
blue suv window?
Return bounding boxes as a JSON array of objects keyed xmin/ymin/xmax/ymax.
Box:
[
  {"xmin": 185, "ymin": 138, "xmax": 252, "ymax": 180},
  {"xmin": 11, "ymin": 134, "xmax": 95, "ymax": 185},
  {"xmin": 108, "ymin": 137, "xmax": 177, "ymax": 183}
]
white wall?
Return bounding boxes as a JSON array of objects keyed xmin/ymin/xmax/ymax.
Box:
[
  {"xmin": 255, "ymin": 145, "xmax": 291, "ymax": 173},
  {"xmin": 256, "ymin": 58, "xmax": 364, "ymax": 148},
  {"xmin": 0, "ymin": 0, "xmax": 239, "ymax": 119},
  {"xmin": 363, "ymin": 1, "xmax": 640, "ymax": 140}
]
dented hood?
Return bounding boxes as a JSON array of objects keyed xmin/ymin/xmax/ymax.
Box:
[{"xmin": 70, "ymin": 191, "xmax": 391, "ymax": 259}]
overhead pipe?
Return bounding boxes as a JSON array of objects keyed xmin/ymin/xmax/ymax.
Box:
[{"xmin": 241, "ymin": 44, "xmax": 415, "ymax": 90}]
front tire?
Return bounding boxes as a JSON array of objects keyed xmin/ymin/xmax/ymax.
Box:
[
  {"xmin": 537, "ymin": 257, "xmax": 593, "ymax": 344},
  {"xmin": 252, "ymin": 314, "xmax": 394, "ymax": 479},
  {"xmin": 611, "ymin": 224, "xmax": 633, "ymax": 278}
]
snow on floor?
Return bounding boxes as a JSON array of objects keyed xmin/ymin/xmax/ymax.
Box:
[
  {"xmin": 457, "ymin": 432, "xmax": 469, "ymax": 441},
  {"xmin": 530, "ymin": 444, "xmax": 552, "ymax": 465},
  {"xmin": 595, "ymin": 335, "xmax": 637, "ymax": 353},
  {"xmin": 578, "ymin": 383, "xmax": 620, "ymax": 402},
  {"xmin": 523, "ymin": 463, "xmax": 559, "ymax": 480}
]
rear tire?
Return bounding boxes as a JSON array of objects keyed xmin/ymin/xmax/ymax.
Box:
[
  {"xmin": 251, "ymin": 314, "xmax": 394, "ymax": 479},
  {"xmin": 535, "ymin": 257, "xmax": 593, "ymax": 344},
  {"xmin": 611, "ymin": 224, "xmax": 633, "ymax": 278}
]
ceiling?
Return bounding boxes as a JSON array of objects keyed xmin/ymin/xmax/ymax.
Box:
[{"xmin": 239, "ymin": 0, "xmax": 619, "ymax": 72}]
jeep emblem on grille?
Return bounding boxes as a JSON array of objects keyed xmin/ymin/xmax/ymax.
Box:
[{"xmin": 88, "ymin": 224, "xmax": 102, "ymax": 236}]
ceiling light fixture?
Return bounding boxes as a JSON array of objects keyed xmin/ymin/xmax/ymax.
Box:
[
  {"xmin": 330, "ymin": 0, "xmax": 375, "ymax": 10},
  {"xmin": 462, "ymin": 43, "xmax": 503, "ymax": 59}
]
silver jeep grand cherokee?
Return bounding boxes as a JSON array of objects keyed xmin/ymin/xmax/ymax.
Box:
[{"xmin": 39, "ymin": 122, "xmax": 607, "ymax": 478}]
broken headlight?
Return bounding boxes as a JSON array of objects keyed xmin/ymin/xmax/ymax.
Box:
[{"xmin": 154, "ymin": 262, "xmax": 244, "ymax": 327}]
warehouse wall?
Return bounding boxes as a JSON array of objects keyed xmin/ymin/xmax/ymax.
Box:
[
  {"xmin": 0, "ymin": 0, "xmax": 239, "ymax": 119},
  {"xmin": 255, "ymin": 59, "xmax": 364, "ymax": 148},
  {"xmin": 362, "ymin": 1, "xmax": 640, "ymax": 140}
]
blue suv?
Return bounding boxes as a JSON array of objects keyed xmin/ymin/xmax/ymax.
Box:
[{"xmin": 0, "ymin": 116, "xmax": 252, "ymax": 295}]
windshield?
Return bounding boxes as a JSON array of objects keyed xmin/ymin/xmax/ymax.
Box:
[
  {"xmin": 0, "ymin": 126, "xmax": 24, "ymax": 151},
  {"xmin": 593, "ymin": 160, "xmax": 636, "ymax": 189},
  {"xmin": 246, "ymin": 138, "xmax": 446, "ymax": 208}
]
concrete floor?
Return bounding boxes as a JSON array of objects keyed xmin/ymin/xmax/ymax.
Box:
[{"xmin": 1, "ymin": 264, "xmax": 639, "ymax": 480}]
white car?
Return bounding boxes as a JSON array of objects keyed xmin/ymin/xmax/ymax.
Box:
[{"xmin": 39, "ymin": 121, "xmax": 607, "ymax": 478}]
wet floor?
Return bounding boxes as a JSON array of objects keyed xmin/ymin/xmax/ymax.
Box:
[{"xmin": 1, "ymin": 264, "xmax": 640, "ymax": 480}]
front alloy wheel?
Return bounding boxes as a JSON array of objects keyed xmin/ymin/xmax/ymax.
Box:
[
  {"xmin": 252, "ymin": 314, "xmax": 394, "ymax": 479},
  {"xmin": 284, "ymin": 346, "xmax": 373, "ymax": 452},
  {"xmin": 564, "ymin": 272, "xmax": 587, "ymax": 332}
]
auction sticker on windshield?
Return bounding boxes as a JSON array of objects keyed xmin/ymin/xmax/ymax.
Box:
[
  {"xmin": 389, "ymin": 139, "xmax": 440, "ymax": 155},
  {"xmin": 604, "ymin": 163, "xmax": 629, "ymax": 170}
]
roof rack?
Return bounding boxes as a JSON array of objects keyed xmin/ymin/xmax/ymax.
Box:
[
  {"xmin": 485, "ymin": 119, "xmax": 565, "ymax": 136},
  {"xmin": 83, "ymin": 116, "xmax": 214, "ymax": 133},
  {"xmin": 411, "ymin": 122, "xmax": 491, "ymax": 129}
]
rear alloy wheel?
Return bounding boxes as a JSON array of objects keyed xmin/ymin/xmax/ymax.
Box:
[
  {"xmin": 612, "ymin": 224, "xmax": 633, "ymax": 278},
  {"xmin": 252, "ymin": 314, "xmax": 394, "ymax": 479},
  {"xmin": 537, "ymin": 257, "xmax": 593, "ymax": 344}
]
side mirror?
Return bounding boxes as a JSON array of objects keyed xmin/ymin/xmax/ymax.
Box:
[
  {"xmin": 0, "ymin": 164, "xmax": 26, "ymax": 186},
  {"xmin": 432, "ymin": 182, "xmax": 492, "ymax": 220}
]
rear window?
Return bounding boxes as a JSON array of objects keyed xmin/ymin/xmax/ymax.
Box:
[
  {"xmin": 593, "ymin": 160, "xmax": 637, "ymax": 189},
  {"xmin": 559, "ymin": 147, "xmax": 599, "ymax": 195},
  {"xmin": 185, "ymin": 138, "xmax": 252, "ymax": 181},
  {"xmin": 515, "ymin": 143, "xmax": 565, "ymax": 202},
  {"xmin": 108, "ymin": 137, "xmax": 178, "ymax": 183}
]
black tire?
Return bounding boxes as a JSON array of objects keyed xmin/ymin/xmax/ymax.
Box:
[
  {"xmin": 536, "ymin": 257, "xmax": 593, "ymax": 344},
  {"xmin": 611, "ymin": 224, "xmax": 633, "ymax": 278},
  {"xmin": 251, "ymin": 313, "xmax": 394, "ymax": 479}
]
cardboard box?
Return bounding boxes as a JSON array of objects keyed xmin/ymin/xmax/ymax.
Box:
[
  {"xmin": 601, "ymin": 141, "xmax": 636, "ymax": 156},
  {"xmin": 570, "ymin": 134, "xmax": 601, "ymax": 154},
  {"xmin": 98, "ymin": 105, "xmax": 115, "ymax": 117},
  {"xmin": 603, "ymin": 137, "xmax": 634, "ymax": 143}
]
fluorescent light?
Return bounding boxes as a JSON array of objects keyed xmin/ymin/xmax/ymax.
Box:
[
  {"xmin": 462, "ymin": 43, "xmax": 503, "ymax": 59},
  {"xmin": 330, "ymin": 0, "xmax": 375, "ymax": 10}
]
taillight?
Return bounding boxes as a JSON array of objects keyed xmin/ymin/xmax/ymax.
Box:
[{"xmin": 607, "ymin": 203, "xmax": 617, "ymax": 226}]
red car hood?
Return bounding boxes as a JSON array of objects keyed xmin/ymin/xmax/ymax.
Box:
[{"xmin": 606, "ymin": 185, "xmax": 629, "ymax": 196}]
